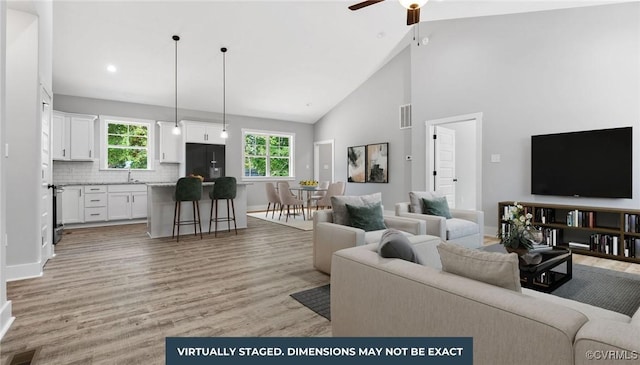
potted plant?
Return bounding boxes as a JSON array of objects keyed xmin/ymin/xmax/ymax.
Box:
[{"xmin": 498, "ymin": 202, "xmax": 536, "ymax": 254}]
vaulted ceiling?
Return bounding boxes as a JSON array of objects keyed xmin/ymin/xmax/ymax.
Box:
[{"xmin": 51, "ymin": 1, "xmax": 617, "ymax": 124}]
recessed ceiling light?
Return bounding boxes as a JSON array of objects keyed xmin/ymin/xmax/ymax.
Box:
[
  {"xmin": 106, "ymin": 64, "xmax": 117, "ymax": 73},
  {"xmin": 377, "ymin": 32, "xmax": 385, "ymax": 39}
]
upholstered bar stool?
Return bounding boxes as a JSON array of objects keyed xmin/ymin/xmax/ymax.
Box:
[
  {"xmin": 172, "ymin": 177, "xmax": 203, "ymax": 242},
  {"xmin": 209, "ymin": 176, "xmax": 238, "ymax": 237}
]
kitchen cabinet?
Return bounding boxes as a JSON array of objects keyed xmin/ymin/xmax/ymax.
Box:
[
  {"xmin": 157, "ymin": 121, "xmax": 181, "ymax": 163},
  {"xmin": 61, "ymin": 185, "xmax": 84, "ymax": 224},
  {"xmin": 183, "ymin": 121, "xmax": 226, "ymax": 145},
  {"xmin": 52, "ymin": 111, "xmax": 96, "ymax": 161},
  {"xmin": 52, "ymin": 111, "xmax": 70, "ymax": 160},
  {"xmin": 84, "ymin": 185, "xmax": 107, "ymax": 222},
  {"xmin": 107, "ymin": 184, "xmax": 148, "ymax": 220}
]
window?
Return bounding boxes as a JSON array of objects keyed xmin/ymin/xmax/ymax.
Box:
[
  {"xmin": 242, "ymin": 129, "xmax": 294, "ymax": 179},
  {"xmin": 100, "ymin": 116, "xmax": 155, "ymax": 170}
]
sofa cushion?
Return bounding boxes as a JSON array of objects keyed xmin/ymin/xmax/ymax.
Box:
[
  {"xmin": 345, "ymin": 202, "xmax": 386, "ymax": 232},
  {"xmin": 421, "ymin": 197, "xmax": 452, "ymax": 219},
  {"xmin": 409, "ymin": 191, "xmax": 444, "ymax": 213},
  {"xmin": 378, "ymin": 229, "xmax": 418, "ymax": 263},
  {"xmin": 446, "ymin": 218, "xmax": 480, "ymax": 239},
  {"xmin": 437, "ymin": 242, "xmax": 522, "ymax": 292},
  {"xmin": 331, "ymin": 192, "xmax": 382, "ymax": 226}
]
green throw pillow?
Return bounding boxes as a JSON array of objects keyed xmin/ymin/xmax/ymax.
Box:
[
  {"xmin": 345, "ymin": 203, "xmax": 387, "ymax": 232},
  {"xmin": 421, "ymin": 197, "xmax": 452, "ymax": 219}
]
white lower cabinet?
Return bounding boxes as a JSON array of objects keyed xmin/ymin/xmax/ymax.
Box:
[
  {"xmin": 108, "ymin": 184, "xmax": 148, "ymax": 220},
  {"xmin": 84, "ymin": 185, "xmax": 108, "ymax": 222},
  {"xmin": 61, "ymin": 185, "xmax": 84, "ymax": 224}
]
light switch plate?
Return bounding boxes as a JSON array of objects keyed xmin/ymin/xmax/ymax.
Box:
[{"xmin": 491, "ymin": 154, "xmax": 501, "ymax": 163}]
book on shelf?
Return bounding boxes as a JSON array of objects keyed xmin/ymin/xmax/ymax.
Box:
[
  {"xmin": 568, "ymin": 241, "xmax": 590, "ymax": 250},
  {"xmin": 529, "ymin": 244, "xmax": 553, "ymax": 252}
]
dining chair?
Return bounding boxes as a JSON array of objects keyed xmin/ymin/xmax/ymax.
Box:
[
  {"xmin": 310, "ymin": 181, "xmax": 330, "ymax": 209},
  {"xmin": 277, "ymin": 181, "xmax": 305, "ymax": 222},
  {"xmin": 265, "ymin": 182, "xmax": 281, "ymax": 219},
  {"xmin": 315, "ymin": 181, "xmax": 345, "ymax": 210}
]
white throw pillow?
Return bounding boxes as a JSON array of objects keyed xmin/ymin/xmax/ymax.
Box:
[
  {"xmin": 331, "ymin": 192, "xmax": 382, "ymax": 226},
  {"xmin": 409, "ymin": 191, "xmax": 444, "ymax": 214},
  {"xmin": 437, "ymin": 242, "xmax": 522, "ymax": 292}
]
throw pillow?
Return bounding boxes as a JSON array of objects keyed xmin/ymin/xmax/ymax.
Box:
[
  {"xmin": 437, "ymin": 242, "xmax": 522, "ymax": 292},
  {"xmin": 408, "ymin": 191, "xmax": 444, "ymax": 213},
  {"xmin": 331, "ymin": 192, "xmax": 383, "ymax": 226},
  {"xmin": 421, "ymin": 197, "xmax": 452, "ymax": 219},
  {"xmin": 378, "ymin": 229, "xmax": 419, "ymax": 263},
  {"xmin": 345, "ymin": 203, "xmax": 387, "ymax": 232}
]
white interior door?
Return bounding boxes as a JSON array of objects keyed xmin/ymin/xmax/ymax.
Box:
[
  {"xmin": 41, "ymin": 87, "xmax": 53, "ymax": 266},
  {"xmin": 434, "ymin": 126, "xmax": 456, "ymax": 208}
]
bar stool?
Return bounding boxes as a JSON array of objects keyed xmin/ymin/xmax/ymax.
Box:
[
  {"xmin": 209, "ymin": 176, "xmax": 237, "ymax": 237},
  {"xmin": 172, "ymin": 177, "xmax": 203, "ymax": 242}
]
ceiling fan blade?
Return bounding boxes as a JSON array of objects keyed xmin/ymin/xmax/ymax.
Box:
[
  {"xmin": 348, "ymin": 0, "xmax": 385, "ymax": 11},
  {"xmin": 407, "ymin": 7, "xmax": 420, "ymax": 25}
]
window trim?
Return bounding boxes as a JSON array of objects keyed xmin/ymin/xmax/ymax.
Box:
[
  {"xmin": 242, "ymin": 128, "xmax": 295, "ymax": 181},
  {"xmin": 99, "ymin": 115, "xmax": 156, "ymax": 171}
]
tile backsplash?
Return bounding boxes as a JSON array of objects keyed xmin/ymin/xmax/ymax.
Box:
[{"xmin": 53, "ymin": 160, "xmax": 179, "ymax": 184}]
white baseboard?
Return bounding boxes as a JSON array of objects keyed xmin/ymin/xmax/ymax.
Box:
[
  {"xmin": 64, "ymin": 218, "xmax": 146, "ymax": 230},
  {"xmin": 6, "ymin": 261, "xmax": 42, "ymax": 282},
  {"xmin": 0, "ymin": 300, "xmax": 14, "ymax": 340}
]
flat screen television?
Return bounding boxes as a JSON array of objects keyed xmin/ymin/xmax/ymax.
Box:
[{"xmin": 531, "ymin": 127, "xmax": 632, "ymax": 198}]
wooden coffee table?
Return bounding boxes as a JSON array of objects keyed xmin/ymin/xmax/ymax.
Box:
[{"xmin": 519, "ymin": 248, "xmax": 572, "ymax": 292}]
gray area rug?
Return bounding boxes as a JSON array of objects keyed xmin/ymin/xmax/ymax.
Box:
[
  {"xmin": 290, "ymin": 284, "xmax": 330, "ymax": 320},
  {"xmin": 291, "ymin": 264, "xmax": 640, "ymax": 320}
]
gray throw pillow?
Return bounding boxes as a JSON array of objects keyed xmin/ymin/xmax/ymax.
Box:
[
  {"xmin": 345, "ymin": 203, "xmax": 387, "ymax": 232},
  {"xmin": 331, "ymin": 192, "xmax": 382, "ymax": 226},
  {"xmin": 421, "ymin": 197, "xmax": 452, "ymax": 219},
  {"xmin": 378, "ymin": 229, "xmax": 419, "ymax": 263}
]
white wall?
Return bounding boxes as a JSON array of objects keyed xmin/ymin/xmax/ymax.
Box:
[
  {"xmin": 0, "ymin": 0, "xmax": 15, "ymax": 340},
  {"xmin": 409, "ymin": 3, "xmax": 640, "ymax": 230},
  {"xmin": 53, "ymin": 95, "xmax": 315, "ymax": 209},
  {"xmin": 6, "ymin": 9, "xmax": 41, "ymax": 279},
  {"xmin": 314, "ymin": 46, "xmax": 412, "ymax": 209}
]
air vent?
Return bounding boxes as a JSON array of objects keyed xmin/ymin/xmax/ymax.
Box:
[{"xmin": 399, "ymin": 104, "xmax": 412, "ymax": 129}]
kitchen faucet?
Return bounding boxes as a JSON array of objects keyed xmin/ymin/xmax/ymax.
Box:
[{"xmin": 125, "ymin": 161, "xmax": 133, "ymax": 182}]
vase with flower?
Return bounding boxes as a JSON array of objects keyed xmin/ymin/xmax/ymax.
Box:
[{"xmin": 498, "ymin": 202, "xmax": 537, "ymax": 255}]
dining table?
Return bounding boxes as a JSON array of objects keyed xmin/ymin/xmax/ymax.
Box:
[{"xmin": 288, "ymin": 185, "xmax": 328, "ymax": 219}]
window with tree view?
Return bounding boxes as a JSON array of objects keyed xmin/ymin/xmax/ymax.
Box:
[
  {"xmin": 243, "ymin": 131, "xmax": 294, "ymax": 178},
  {"xmin": 106, "ymin": 121, "xmax": 150, "ymax": 169}
]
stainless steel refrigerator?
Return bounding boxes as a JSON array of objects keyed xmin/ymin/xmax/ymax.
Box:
[{"xmin": 185, "ymin": 143, "xmax": 226, "ymax": 181}]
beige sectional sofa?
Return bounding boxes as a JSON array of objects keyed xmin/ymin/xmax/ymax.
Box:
[{"xmin": 331, "ymin": 244, "xmax": 640, "ymax": 365}]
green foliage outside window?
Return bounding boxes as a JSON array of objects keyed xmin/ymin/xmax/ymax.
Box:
[
  {"xmin": 244, "ymin": 133, "xmax": 292, "ymax": 177},
  {"xmin": 107, "ymin": 122, "xmax": 149, "ymax": 169}
]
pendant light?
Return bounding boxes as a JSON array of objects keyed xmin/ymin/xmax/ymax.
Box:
[
  {"xmin": 220, "ymin": 47, "xmax": 229, "ymax": 139},
  {"xmin": 171, "ymin": 35, "xmax": 181, "ymax": 135}
]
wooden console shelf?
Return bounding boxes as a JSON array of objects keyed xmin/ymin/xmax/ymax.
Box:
[{"xmin": 498, "ymin": 201, "xmax": 640, "ymax": 264}]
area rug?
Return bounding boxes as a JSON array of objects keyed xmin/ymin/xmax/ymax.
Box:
[
  {"xmin": 291, "ymin": 264, "xmax": 640, "ymax": 320},
  {"xmin": 290, "ymin": 284, "xmax": 330, "ymax": 320},
  {"xmin": 247, "ymin": 212, "xmax": 313, "ymax": 231}
]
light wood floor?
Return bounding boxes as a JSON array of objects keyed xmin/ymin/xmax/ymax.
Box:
[
  {"xmin": 1, "ymin": 218, "xmax": 331, "ymax": 364},
  {"xmin": 3, "ymin": 220, "xmax": 640, "ymax": 364}
]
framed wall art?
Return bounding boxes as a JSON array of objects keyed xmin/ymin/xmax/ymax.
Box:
[
  {"xmin": 366, "ymin": 142, "xmax": 388, "ymax": 183},
  {"xmin": 347, "ymin": 145, "xmax": 366, "ymax": 183}
]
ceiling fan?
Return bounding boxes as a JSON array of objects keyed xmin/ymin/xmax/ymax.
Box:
[{"xmin": 349, "ymin": 0, "xmax": 429, "ymax": 26}]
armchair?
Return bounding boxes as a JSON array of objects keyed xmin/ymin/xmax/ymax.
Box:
[
  {"xmin": 395, "ymin": 191, "xmax": 484, "ymax": 249},
  {"xmin": 313, "ymin": 209, "xmax": 436, "ymax": 274}
]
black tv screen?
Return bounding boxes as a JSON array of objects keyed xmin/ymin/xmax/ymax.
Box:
[{"xmin": 531, "ymin": 127, "xmax": 632, "ymax": 198}]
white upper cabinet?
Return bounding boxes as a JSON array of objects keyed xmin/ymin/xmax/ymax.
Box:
[
  {"xmin": 183, "ymin": 121, "xmax": 226, "ymax": 145},
  {"xmin": 157, "ymin": 121, "xmax": 182, "ymax": 163},
  {"xmin": 52, "ymin": 111, "xmax": 96, "ymax": 161},
  {"xmin": 69, "ymin": 115, "xmax": 96, "ymax": 160},
  {"xmin": 52, "ymin": 111, "xmax": 70, "ymax": 160}
]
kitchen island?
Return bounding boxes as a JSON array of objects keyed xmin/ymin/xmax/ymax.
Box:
[{"xmin": 146, "ymin": 182, "xmax": 249, "ymax": 238}]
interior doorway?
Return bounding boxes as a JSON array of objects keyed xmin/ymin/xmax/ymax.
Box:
[
  {"xmin": 426, "ymin": 113, "xmax": 482, "ymax": 210},
  {"xmin": 313, "ymin": 139, "xmax": 334, "ymax": 183}
]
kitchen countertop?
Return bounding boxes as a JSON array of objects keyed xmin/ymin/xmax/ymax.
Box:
[{"xmin": 58, "ymin": 181, "xmax": 173, "ymax": 186}]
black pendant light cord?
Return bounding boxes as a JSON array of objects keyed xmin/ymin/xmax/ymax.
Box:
[
  {"xmin": 173, "ymin": 35, "xmax": 180, "ymax": 128},
  {"xmin": 221, "ymin": 47, "xmax": 227, "ymax": 131}
]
